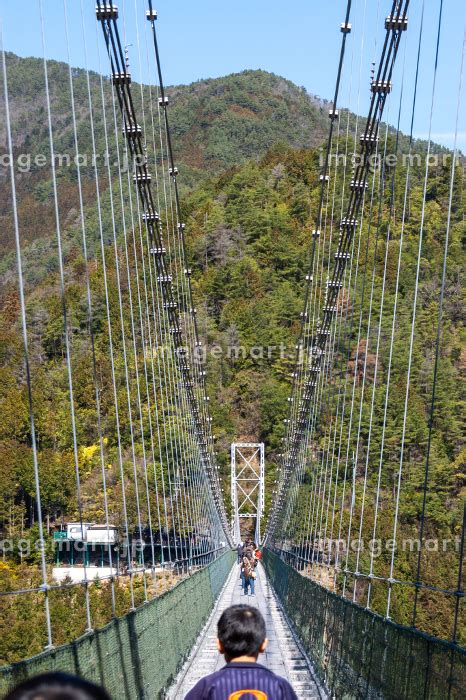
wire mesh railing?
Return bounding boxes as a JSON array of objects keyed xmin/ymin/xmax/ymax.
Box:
[
  {"xmin": 0, "ymin": 549, "xmax": 235, "ymax": 698},
  {"xmin": 263, "ymin": 548, "xmax": 465, "ymax": 699}
]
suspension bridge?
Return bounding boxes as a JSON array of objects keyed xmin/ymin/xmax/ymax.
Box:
[{"xmin": 0, "ymin": 0, "xmax": 464, "ymax": 697}]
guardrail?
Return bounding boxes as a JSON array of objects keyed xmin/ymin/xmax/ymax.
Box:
[
  {"xmin": 0, "ymin": 549, "xmax": 235, "ymax": 698},
  {"xmin": 263, "ymin": 548, "xmax": 465, "ymax": 699}
]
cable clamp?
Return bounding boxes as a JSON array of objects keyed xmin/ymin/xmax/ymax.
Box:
[
  {"xmin": 112, "ymin": 71, "xmax": 131, "ymax": 86},
  {"xmin": 133, "ymin": 171, "xmax": 152, "ymax": 183},
  {"xmin": 142, "ymin": 210, "xmax": 159, "ymax": 222},
  {"xmin": 360, "ymin": 132, "xmax": 379, "ymax": 147},
  {"xmin": 340, "ymin": 217, "xmax": 358, "ymax": 228},
  {"xmin": 350, "ymin": 179, "xmax": 368, "ymax": 191},
  {"xmin": 149, "ymin": 246, "xmax": 166, "ymax": 256},
  {"xmin": 326, "ymin": 279, "xmax": 343, "ymax": 289},
  {"xmin": 311, "ymin": 346, "xmax": 325, "ymax": 356},
  {"xmin": 96, "ymin": 3, "xmax": 119, "ymax": 20},
  {"xmin": 371, "ymin": 79, "xmax": 392, "ymax": 94},
  {"xmin": 123, "ymin": 123, "xmax": 142, "ymax": 137},
  {"xmin": 385, "ymin": 15, "xmax": 408, "ymax": 31}
]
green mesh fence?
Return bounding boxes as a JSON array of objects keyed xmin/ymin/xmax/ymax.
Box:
[
  {"xmin": 263, "ymin": 549, "xmax": 465, "ymax": 700},
  {"xmin": 0, "ymin": 550, "xmax": 235, "ymax": 699}
]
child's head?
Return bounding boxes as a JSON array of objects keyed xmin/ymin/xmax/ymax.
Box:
[
  {"xmin": 4, "ymin": 672, "xmax": 111, "ymax": 700},
  {"xmin": 217, "ymin": 605, "xmax": 267, "ymax": 662}
]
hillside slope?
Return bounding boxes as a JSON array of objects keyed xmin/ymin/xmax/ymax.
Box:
[
  {"xmin": 0, "ymin": 52, "xmax": 442, "ymax": 267},
  {"xmin": 167, "ymin": 69, "xmax": 329, "ymax": 173},
  {"xmin": 0, "ymin": 54, "xmax": 330, "ymax": 260}
]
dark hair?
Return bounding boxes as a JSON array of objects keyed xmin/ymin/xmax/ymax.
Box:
[
  {"xmin": 4, "ymin": 672, "xmax": 111, "ymax": 700},
  {"xmin": 217, "ymin": 605, "xmax": 266, "ymax": 660}
]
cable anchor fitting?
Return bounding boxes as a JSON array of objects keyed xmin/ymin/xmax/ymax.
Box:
[
  {"xmin": 385, "ymin": 15, "xmax": 408, "ymax": 31},
  {"xmin": 371, "ymin": 80, "xmax": 392, "ymax": 94},
  {"xmin": 96, "ymin": 3, "xmax": 118, "ymax": 21}
]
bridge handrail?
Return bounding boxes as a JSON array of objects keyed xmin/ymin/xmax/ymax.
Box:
[
  {"xmin": 0, "ymin": 550, "xmax": 236, "ymax": 697},
  {"xmin": 263, "ymin": 548, "xmax": 466, "ymax": 699}
]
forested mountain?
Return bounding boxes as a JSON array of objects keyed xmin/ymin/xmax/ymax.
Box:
[
  {"xmin": 0, "ymin": 53, "xmax": 330, "ymax": 258},
  {"xmin": 0, "ymin": 57, "xmax": 328, "ymax": 519},
  {"xmin": 0, "ymin": 53, "xmax": 463, "ymax": 659},
  {"xmin": 189, "ymin": 145, "xmax": 463, "ymax": 641},
  {"xmin": 0, "ymin": 52, "xmax": 439, "ymax": 263}
]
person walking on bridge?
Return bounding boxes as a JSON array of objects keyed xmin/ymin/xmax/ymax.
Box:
[
  {"xmin": 241, "ymin": 552, "xmax": 257, "ymax": 596},
  {"xmin": 185, "ymin": 605, "xmax": 297, "ymax": 699},
  {"xmin": 236, "ymin": 541, "xmax": 243, "ymax": 564},
  {"xmin": 244, "ymin": 542, "xmax": 254, "ymax": 560}
]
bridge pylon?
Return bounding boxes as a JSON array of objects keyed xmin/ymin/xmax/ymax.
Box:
[{"xmin": 231, "ymin": 442, "xmax": 265, "ymax": 544}]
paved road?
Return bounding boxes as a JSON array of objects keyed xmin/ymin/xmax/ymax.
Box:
[{"xmin": 168, "ymin": 562, "xmax": 326, "ymax": 699}]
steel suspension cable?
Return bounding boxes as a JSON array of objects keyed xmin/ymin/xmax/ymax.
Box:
[
  {"xmin": 91, "ymin": 13, "xmax": 136, "ymax": 607},
  {"xmin": 269, "ymin": 0, "xmax": 409, "ymax": 544},
  {"xmin": 71, "ymin": 0, "xmax": 117, "ymax": 613},
  {"xmin": 365, "ymin": 35, "xmax": 408, "ymax": 609},
  {"xmin": 146, "ymin": 2, "xmax": 223, "ymax": 491},
  {"xmin": 412, "ymin": 23, "xmax": 464, "ymax": 630},
  {"xmin": 387, "ymin": 0, "xmax": 444, "ymax": 619},
  {"xmin": 96, "ymin": 1, "xmax": 230, "ymax": 545},
  {"xmin": 267, "ymin": 0, "xmax": 354, "ymax": 541},
  {"xmin": 368, "ymin": 0, "xmax": 425, "ymax": 612},
  {"xmin": 39, "ymin": 0, "xmax": 93, "ymax": 632},
  {"xmin": 0, "ymin": 21, "xmax": 53, "ymax": 650},
  {"xmin": 143, "ymin": 4, "xmax": 226, "ymax": 547}
]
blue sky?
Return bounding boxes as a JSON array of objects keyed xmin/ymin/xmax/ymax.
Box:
[{"xmin": 0, "ymin": 0, "xmax": 464, "ymax": 148}]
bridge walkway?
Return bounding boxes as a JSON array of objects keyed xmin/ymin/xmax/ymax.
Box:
[{"xmin": 168, "ymin": 562, "xmax": 326, "ymax": 699}]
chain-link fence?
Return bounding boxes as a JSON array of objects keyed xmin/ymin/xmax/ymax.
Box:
[
  {"xmin": 263, "ymin": 548, "xmax": 465, "ymax": 699},
  {"xmin": 0, "ymin": 549, "xmax": 235, "ymax": 699}
]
